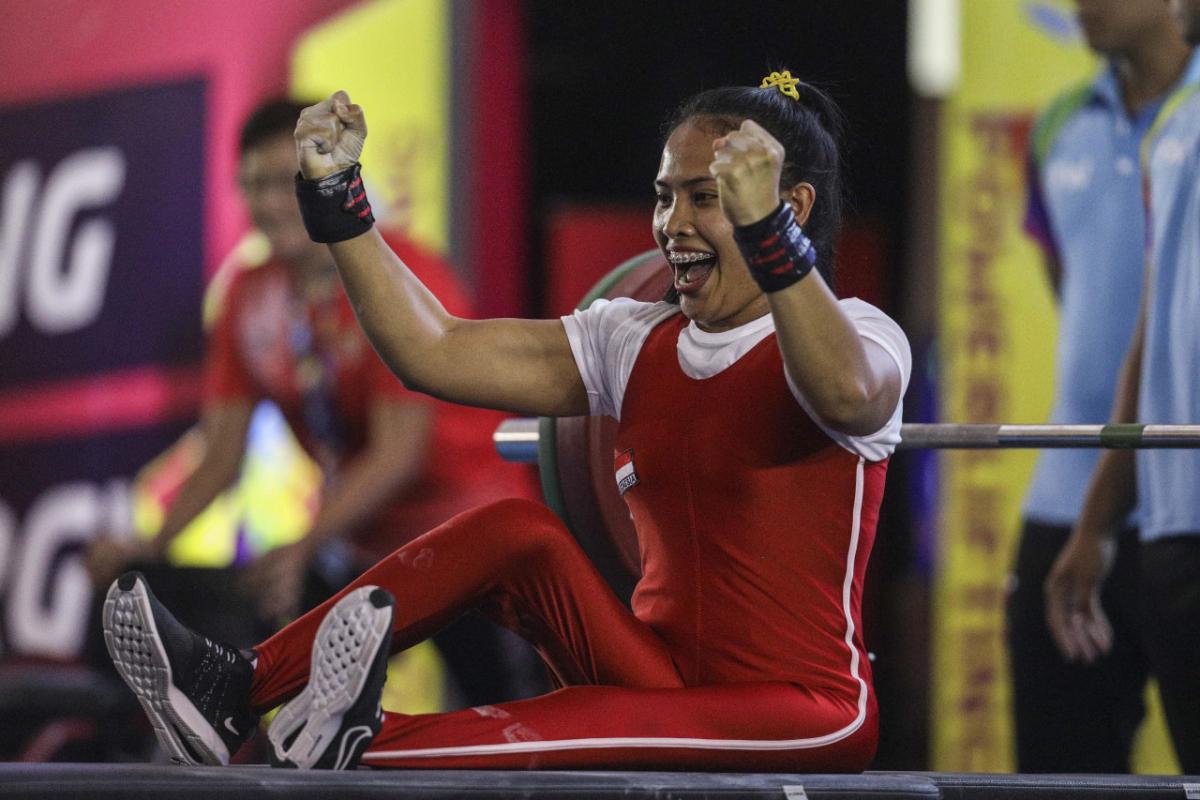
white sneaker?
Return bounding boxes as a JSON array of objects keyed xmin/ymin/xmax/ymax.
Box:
[{"xmin": 267, "ymin": 585, "xmax": 395, "ymax": 769}]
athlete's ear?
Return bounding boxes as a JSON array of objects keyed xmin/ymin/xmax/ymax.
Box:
[{"xmin": 784, "ymin": 182, "xmax": 815, "ymax": 226}]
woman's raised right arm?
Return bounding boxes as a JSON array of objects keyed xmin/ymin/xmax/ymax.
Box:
[
  {"xmin": 329, "ymin": 230, "xmax": 587, "ymax": 417},
  {"xmin": 297, "ymin": 92, "xmax": 588, "ymax": 418}
]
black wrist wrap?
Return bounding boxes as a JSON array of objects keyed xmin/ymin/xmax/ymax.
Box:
[
  {"xmin": 295, "ymin": 163, "xmax": 375, "ymax": 244},
  {"xmin": 732, "ymin": 202, "xmax": 817, "ymax": 293}
]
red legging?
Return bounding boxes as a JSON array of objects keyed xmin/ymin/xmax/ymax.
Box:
[{"xmin": 250, "ymin": 498, "xmax": 877, "ymax": 771}]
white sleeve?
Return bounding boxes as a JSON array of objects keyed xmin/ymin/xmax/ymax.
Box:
[
  {"xmin": 785, "ymin": 298, "xmax": 912, "ymax": 461},
  {"xmin": 560, "ymin": 298, "xmax": 675, "ymax": 420}
]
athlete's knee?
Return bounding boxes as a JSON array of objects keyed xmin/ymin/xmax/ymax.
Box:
[
  {"xmin": 437, "ymin": 497, "xmax": 569, "ymax": 551},
  {"xmin": 445, "ymin": 497, "xmax": 551, "ymax": 529},
  {"xmin": 476, "ymin": 497, "xmax": 580, "ymax": 565}
]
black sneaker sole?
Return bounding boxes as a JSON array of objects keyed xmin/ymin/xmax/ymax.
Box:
[
  {"xmin": 267, "ymin": 586, "xmax": 394, "ymax": 769},
  {"xmin": 102, "ymin": 572, "xmax": 232, "ymax": 765}
]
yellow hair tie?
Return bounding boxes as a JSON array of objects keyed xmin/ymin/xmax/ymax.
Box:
[{"xmin": 760, "ymin": 70, "xmax": 800, "ymax": 101}]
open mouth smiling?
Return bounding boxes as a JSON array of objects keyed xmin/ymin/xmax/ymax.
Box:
[{"xmin": 667, "ymin": 250, "xmax": 717, "ymax": 294}]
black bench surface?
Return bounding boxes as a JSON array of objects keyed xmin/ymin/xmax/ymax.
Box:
[{"xmin": 4, "ymin": 764, "xmax": 1200, "ymax": 800}]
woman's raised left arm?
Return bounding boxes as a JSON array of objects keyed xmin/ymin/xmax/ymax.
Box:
[{"xmin": 710, "ymin": 120, "xmax": 902, "ymax": 435}]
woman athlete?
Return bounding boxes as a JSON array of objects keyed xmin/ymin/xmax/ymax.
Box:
[{"xmin": 102, "ymin": 71, "xmax": 911, "ymax": 773}]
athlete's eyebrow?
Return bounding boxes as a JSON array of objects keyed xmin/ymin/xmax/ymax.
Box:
[{"xmin": 654, "ymin": 175, "xmax": 717, "ymax": 189}]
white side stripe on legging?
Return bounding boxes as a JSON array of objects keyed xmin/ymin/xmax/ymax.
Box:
[{"xmin": 363, "ymin": 459, "xmax": 869, "ymax": 762}]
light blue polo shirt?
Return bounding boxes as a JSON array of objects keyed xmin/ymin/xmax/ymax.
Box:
[
  {"xmin": 1021, "ymin": 61, "xmax": 1185, "ymax": 526},
  {"xmin": 1138, "ymin": 57, "xmax": 1200, "ymax": 541}
]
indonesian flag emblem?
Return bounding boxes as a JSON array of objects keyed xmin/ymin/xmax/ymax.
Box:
[{"xmin": 615, "ymin": 448, "xmax": 639, "ymax": 495}]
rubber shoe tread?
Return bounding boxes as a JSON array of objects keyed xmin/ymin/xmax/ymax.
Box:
[
  {"xmin": 102, "ymin": 571, "xmax": 258, "ymax": 765},
  {"xmin": 268, "ymin": 585, "xmax": 394, "ymax": 769}
]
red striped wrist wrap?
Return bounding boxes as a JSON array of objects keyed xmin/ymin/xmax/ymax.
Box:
[
  {"xmin": 295, "ymin": 163, "xmax": 375, "ymax": 244},
  {"xmin": 732, "ymin": 202, "xmax": 816, "ymax": 293}
]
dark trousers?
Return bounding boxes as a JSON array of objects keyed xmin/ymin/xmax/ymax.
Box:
[
  {"xmin": 1006, "ymin": 520, "xmax": 1147, "ymax": 773},
  {"xmin": 1140, "ymin": 535, "xmax": 1200, "ymax": 774}
]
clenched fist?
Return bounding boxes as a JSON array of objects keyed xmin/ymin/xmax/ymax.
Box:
[
  {"xmin": 709, "ymin": 119, "xmax": 789, "ymax": 227},
  {"xmin": 295, "ymin": 90, "xmax": 368, "ymax": 180}
]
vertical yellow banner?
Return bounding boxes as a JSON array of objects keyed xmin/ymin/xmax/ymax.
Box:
[
  {"xmin": 290, "ymin": 0, "xmax": 451, "ymax": 253},
  {"xmin": 933, "ymin": 0, "xmax": 1094, "ymax": 771}
]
